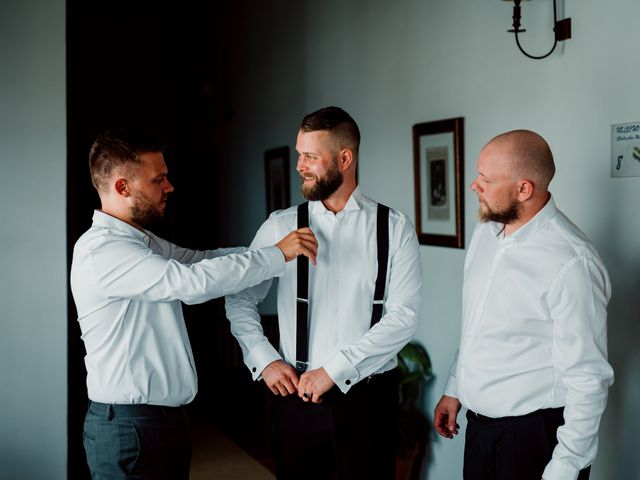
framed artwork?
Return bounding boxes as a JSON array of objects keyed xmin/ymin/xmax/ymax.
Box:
[
  {"xmin": 412, "ymin": 117, "xmax": 465, "ymax": 248},
  {"xmin": 264, "ymin": 146, "xmax": 291, "ymax": 215}
]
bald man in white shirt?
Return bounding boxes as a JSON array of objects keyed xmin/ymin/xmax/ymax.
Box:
[
  {"xmin": 434, "ymin": 130, "xmax": 613, "ymax": 480},
  {"xmin": 71, "ymin": 129, "xmax": 317, "ymax": 480}
]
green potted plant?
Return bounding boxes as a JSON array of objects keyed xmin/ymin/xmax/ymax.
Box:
[{"xmin": 396, "ymin": 341, "xmax": 433, "ymax": 480}]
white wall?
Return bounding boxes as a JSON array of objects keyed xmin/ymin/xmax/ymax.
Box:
[
  {"xmin": 227, "ymin": 1, "xmax": 639, "ymax": 479},
  {"xmin": 0, "ymin": 0, "xmax": 67, "ymax": 478}
]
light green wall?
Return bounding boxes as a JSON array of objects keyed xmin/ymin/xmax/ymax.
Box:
[
  {"xmin": 227, "ymin": 1, "xmax": 640, "ymax": 479},
  {"xmin": 0, "ymin": 0, "xmax": 67, "ymax": 478}
]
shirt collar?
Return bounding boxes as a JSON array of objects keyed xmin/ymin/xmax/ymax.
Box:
[
  {"xmin": 309, "ymin": 185, "xmax": 363, "ymax": 215},
  {"xmin": 492, "ymin": 193, "xmax": 558, "ymax": 243},
  {"xmin": 92, "ymin": 210, "xmax": 150, "ymax": 243}
]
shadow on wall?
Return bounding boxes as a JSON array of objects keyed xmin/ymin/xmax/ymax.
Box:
[{"xmin": 612, "ymin": 271, "xmax": 640, "ymax": 480}]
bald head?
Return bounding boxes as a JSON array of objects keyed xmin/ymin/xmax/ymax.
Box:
[{"xmin": 484, "ymin": 130, "xmax": 555, "ymax": 192}]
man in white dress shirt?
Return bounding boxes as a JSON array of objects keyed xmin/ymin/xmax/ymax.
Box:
[
  {"xmin": 70, "ymin": 129, "xmax": 317, "ymax": 479},
  {"xmin": 434, "ymin": 130, "xmax": 613, "ymax": 480},
  {"xmin": 226, "ymin": 107, "xmax": 422, "ymax": 479}
]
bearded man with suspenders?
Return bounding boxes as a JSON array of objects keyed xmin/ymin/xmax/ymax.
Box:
[{"xmin": 226, "ymin": 106, "xmax": 422, "ymax": 479}]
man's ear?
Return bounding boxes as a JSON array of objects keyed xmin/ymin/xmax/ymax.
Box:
[
  {"xmin": 517, "ymin": 179, "xmax": 534, "ymax": 202},
  {"xmin": 114, "ymin": 178, "xmax": 130, "ymax": 197},
  {"xmin": 338, "ymin": 148, "xmax": 354, "ymax": 172}
]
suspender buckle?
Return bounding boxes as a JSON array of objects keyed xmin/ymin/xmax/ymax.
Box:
[{"xmin": 295, "ymin": 361, "xmax": 308, "ymax": 374}]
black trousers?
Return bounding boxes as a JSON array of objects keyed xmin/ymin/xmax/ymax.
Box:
[
  {"xmin": 273, "ymin": 369, "xmax": 398, "ymax": 480},
  {"xmin": 464, "ymin": 408, "xmax": 591, "ymax": 480},
  {"xmin": 83, "ymin": 401, "xmax": 191, "ymax": 480}
]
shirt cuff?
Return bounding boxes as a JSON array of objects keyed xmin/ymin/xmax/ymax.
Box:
[
  {"xmin": 542, "ymin": 459, "xmax": 580, "ymax": 480},
  {"xmin": 260, "ymin": 246, "xmax": 286, "ymax": 277},
  {"xmin": 244, "ymin": 341, "xmax": 282, "ymax": 381},
  {"xmin": 444, "ymin": 375, "xmax": 458, "ymax": 399},
  {"xmin": 323, "ymin": 351, "xmax": 359, "ymax": 393}
]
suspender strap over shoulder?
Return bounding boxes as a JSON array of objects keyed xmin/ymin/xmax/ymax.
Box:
[
  {"xmin": 371, "ymin": 204, "xmax": 390, "ymax": 327},
  {"xmin": 294, "ymin": 201, "xmax": 390, "ymax": 374},
  {"xmin": 295, "ymin": 202, "xmax": 310, "ymax": 374}
]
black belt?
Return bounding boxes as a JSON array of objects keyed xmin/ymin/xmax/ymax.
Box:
[
  {"xmin": 467, "ymin": 407, "xmax": 563, "ymax": 424},
  {"xmin": 88, "ymin": 400, "xmax": 186, "ymax": 419}
]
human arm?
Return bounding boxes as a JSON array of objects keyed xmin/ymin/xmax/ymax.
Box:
[
  {"xmin": 542, "ymin": 258, "xmax": 614, "ymax": 480},
  {"xmin": 89, "ymin": 228, "xmax": 316, "ymax": 305},
  {"xmin": 146, "ymin": 230, "xmax": 247, "ymax": 264},
  {"xmin": 148, "ymin": 228, "xmax": 317, "ymax": 264},
  {"xmin": 225, "ymin": 215, "xmax": 309, "ymax": 392},
  {"xmin": 322, "ymin": 215, "xmax": 423, "ymax": 393}
]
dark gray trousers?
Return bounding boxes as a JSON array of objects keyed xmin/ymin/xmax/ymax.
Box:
[{"xmin": 83, "ymin": 401, "xmax": 191, "ymax": 480}]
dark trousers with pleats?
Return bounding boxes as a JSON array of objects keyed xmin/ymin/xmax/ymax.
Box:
[
  {"xmin": 464, "ymin": 408, "xmax": 591, "ymax": 480},
  {"xmin": 273, "ymin": 369, "xmax": 398, "ymax": 480}
]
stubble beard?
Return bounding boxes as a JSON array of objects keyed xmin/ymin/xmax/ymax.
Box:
[{"xmin": 130, "ymin": 190, "xmax": 166, "ymax": 229}]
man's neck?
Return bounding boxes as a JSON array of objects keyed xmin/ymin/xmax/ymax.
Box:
[
  {"xmin": 320, "ymin": 180, "xmax": 357, "ymax": 214},
  {"xmin": 503, "ymin": 192, "xmax": 550, "ymax": 236},
  {"xmin": 99, "ymin": 206, "xmax": 145, "ymax": 232}
]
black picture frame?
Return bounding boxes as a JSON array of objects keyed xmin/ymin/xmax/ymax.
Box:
[
  {"xmin": 264, "ymin": 146, "xmax": 291, "ymax": 215},
  {"xmin": 412, "ymin": 117, "xmax": 465, "ymax": 248}
]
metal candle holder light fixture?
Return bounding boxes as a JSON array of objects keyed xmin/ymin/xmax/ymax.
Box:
[{"xmin": 504, "ymin": 0, "xmax": 572, "ymax": 59}]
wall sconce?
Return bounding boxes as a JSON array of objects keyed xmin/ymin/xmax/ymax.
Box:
[{"xmin": 504, "ymin": 0, "xmax": 571, "ymax": 59}]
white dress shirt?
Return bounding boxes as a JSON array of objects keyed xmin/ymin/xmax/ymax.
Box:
[
  {"xmin": 70, "ymin": 210, "xmax": 285, "ymax": 406},
  {"xmin": 225, "ymin": 187, "xmax": 422, "ymax": 393},
  {"xmin": 444, "ymin": 196, "xmax": 614, "ymax": 480}
]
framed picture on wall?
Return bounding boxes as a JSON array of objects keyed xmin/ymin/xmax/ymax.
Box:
[
  {"xmin": 412, "ymin": 117, "xmax": 465, "ymax": 248},
  {"xmin": 264, "ymin": 146, "xmax": 291, "ymax": 216}
]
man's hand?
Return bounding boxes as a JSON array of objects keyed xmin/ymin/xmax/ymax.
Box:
[
  {"xmin": 298, "ymin": 367, "xmax": 335, "ymax": 404},
  {"xmin": 276, "ymin": 227, "xmax": 318, "ymax": 265},
  {"xmin": 262, "ymin": 360, "xmax": 299, "ymax": 396},
  {"xmin": 434, "ymin": 395, "xmax": 462, "ymax": 439}
]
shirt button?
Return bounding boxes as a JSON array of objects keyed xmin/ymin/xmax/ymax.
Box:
[
  {"xmin": 252, "ymin": 367, "xmax": 257, "ymax": 373},
  {"xmin": 345, "ymin": 380, "xmax": 351, "ymax": 385}
]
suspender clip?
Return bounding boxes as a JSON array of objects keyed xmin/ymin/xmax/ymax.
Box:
[{"xmin": 295, "ymin": 361, "xmax": 308, "ymax": 374}]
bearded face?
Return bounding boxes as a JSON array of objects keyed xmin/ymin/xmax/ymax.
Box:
[
  {"xmin": 129, "ymin": 187, "xmax": 167, "ymax": 229},
  {"xmin": 478, "ymin": 193, "xmax": 521, "ymax": 224},
  {"xmin": 300, "ymin": 154, "xmax": 344, "ymax": 201}
]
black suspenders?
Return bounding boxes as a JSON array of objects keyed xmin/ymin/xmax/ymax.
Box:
[
  {"xmin": 294, "ymin": 202, "xmax": 390, "ymax": 374},
  {"xmin": 295, "ymin": 202, "xmax": 311, "ymax": 374}
]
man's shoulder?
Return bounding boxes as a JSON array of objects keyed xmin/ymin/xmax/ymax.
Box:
[
  {"xmin": 545, "ymin": 209, "xmax": 602, "ymax": 261},
  {"xmin": 360, "ymin": 194, "xmax": 411, "ymax": 223},
  {"xmin": 74, "ymin": 223, "xmax": 144, "ymax": 257},
  {"xmin": 268, "ymin": 204, "xmax": 301, "ymax": 219}
]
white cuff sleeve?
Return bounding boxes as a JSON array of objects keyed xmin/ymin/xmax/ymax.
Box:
[
  {"xmin": 542, "ymin": 459, "xmax": 580, "ymax": 480},
  {"xmin": 323, "ymin": 351, "xmax": 359, "ymax": 393}
]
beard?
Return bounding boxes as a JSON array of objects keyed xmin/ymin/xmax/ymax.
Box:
[
  {"xmin": 130, "ymin": 190, "xmax": 166, "ymax": 229},
  {"xmin": 300, "ymin": 157, "xmax": 343, "ymax": 201},
  {"xmin": 478, "ymin": 197, "xmax": 521, "ymax": 224}
]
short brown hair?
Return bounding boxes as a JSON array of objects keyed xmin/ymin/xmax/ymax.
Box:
[
  {"xmin": 88, "ymin": 129, "xmax": 165, "ymax": 192},
  {"xmin": 300, "ymin": 106, "xmax": 360, "ymax": 156}
]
